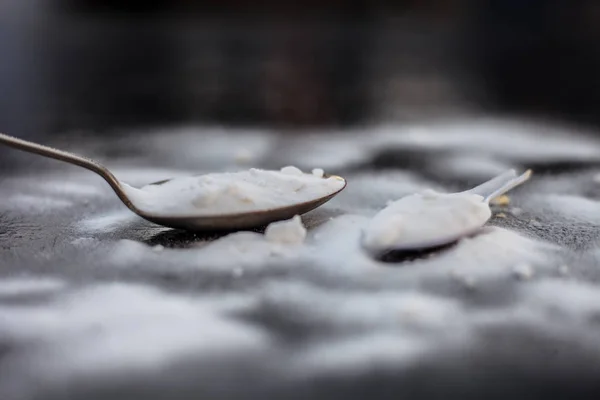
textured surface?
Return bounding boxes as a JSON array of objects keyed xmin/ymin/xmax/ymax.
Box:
[{"xmin": 2, "ymin": 118, "xmax": 600, "ymax": 399}]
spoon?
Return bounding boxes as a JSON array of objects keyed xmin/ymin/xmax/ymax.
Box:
[
  {"xmin": 361, "ymin": 169, "xmax": 531, "ymax": 255},
  {"xmin": 0, "ymin": 132, "xmax": 347, "ymax": 230}
]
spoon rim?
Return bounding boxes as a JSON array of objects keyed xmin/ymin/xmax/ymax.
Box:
[
  {"xmin": 362, "ymin": 225, "xmax": 484, "ymax": 255},
  {"xmin": 129, "ymin": 173, "xmax": 347, "ymax": 221}
]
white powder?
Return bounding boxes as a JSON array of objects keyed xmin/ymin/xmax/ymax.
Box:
[
  {"xmin": 264, "ymin": 215, "xmax": 307, "ymax": 244},
  {"xmin": 462, "ymin": 275, "xmax": 477, "ymax": 290},
  {"xmin": 362, "ymin": 190, "xmax": 491, "ymax": 252},
  {"xmin": 122, "ymin": 167, "xmax": 344, "ymax": 217},
  {"xmin": 312, "ymin": 168, "xmax": 324, "ymax": 178},
  {"xmin": 449, "ymin": 269, "xmax": 476, "ymax": 289},
  {"xmin": 511, "ymin": 207, "xmax": 524, "ymax": 216},
  {"xmin": 76, "ymin": 210, "xmax": 140, "ymax": 233},
  {"xmin": 279, "ymin": 165, "xmax": 303, "ymax": 176},
  {"xmin": 0, "ymin": 277, "xmax": 66, "ymax": 297},
  {"xmin": 512, "ymin": 263, "xmax": 534, "ymax": 280},
  {"xmin": 558, "ymin": 265, "xmax": 570, "ymax": 276},
  {"xmin": 7, "ymin": 194, "xmax": 74, "ymax": 211},
  {"xmin": 232, "ymin": 267, "xmax": 244, "ymax": 278}
]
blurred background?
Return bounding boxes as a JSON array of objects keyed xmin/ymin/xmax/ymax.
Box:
[{"xmin": 1, "ymin": 0, "xmax": 599, "ymax": 137}]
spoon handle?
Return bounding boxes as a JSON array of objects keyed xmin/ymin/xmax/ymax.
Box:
[
  {"xmin": 0, "ymin": 132, "xmax": 133, "ymax": 208},
  {"xmin": 462, "ymin": 169, "xmax": 517, "ymax": 197},
  {"xmin": 483, "ymin": 169, "xmax": 532, "ymax": 203}
]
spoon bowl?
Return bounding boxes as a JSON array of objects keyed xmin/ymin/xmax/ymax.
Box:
[
  {"xmin": 362, "ymin": 169, "xmax": 531, "ymax": 255},
  {"xmin": 0, "ymin": 132, "xmax": 346, "ymax": 231},
  {"xmin": 135, "ymin": 174, "xmax": 345, "ymax": 230}
]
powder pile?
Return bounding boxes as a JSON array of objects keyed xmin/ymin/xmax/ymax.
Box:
[
  {"xmin": 265, "ymin": 215, "xmax": 307, "ymax": 244},
  {"xmin": 512, "ymin": 263, "xmax": 534, "ymax": 280},
  {"xmin": 122, "ymin": 167, "xmax": 344, "ymax": 217},
  {"xmin": 312, "ymin": 168, "xmax": 324, "ymax": 178}
]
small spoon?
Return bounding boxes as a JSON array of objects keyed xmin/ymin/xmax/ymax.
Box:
[
  {"xmin": 0, "ymin": 132, "xmax": 346, "ymax": 230},
  {"xmin": 361, "ymin": 169, "xmax": 531, "ymax": 255}
]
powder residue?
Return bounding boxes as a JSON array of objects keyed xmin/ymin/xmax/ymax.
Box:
[
  {"xmin": 512, "ymin": 263, "xmax": 534, "ymax": 280},
  {"xmin": 265, "ymin": 215, "xmax": 307, "ymax": 244},
  {"xmin": 558, "ymin": 265, "xmax": 570, "ymax": 276},
  {"xmin": 122, "ymin": 167, "xmax": 345, "ymax": 217},
  {"xmin": 0, "ymin": 277, "xmax": 66, "ymax": 297}
]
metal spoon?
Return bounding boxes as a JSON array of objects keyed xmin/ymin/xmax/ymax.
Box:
[
  {"xmin": 361, "ymin": 169, "xmax": 531, "ymax": 255},
  {"xmin": 0, "ymin": 132, "xmax": 346, "ymax": 230}
]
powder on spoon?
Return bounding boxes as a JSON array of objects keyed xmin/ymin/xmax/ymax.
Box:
[
  {"xmin": 122, "ymin": 166, "xmax": 344, "ymax": 217},
  {"xmin": 361, "ymin": 169, "xmax": 531, "ymax": 254},
  {"xmin": 362, "ymin": 190, "xmax": 491, "ymax": 253}
]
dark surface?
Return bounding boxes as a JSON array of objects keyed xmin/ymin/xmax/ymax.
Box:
[
  {"xmin": 3, "ymin": 119, "xmax": 600, "ymax": 399},
  {"xmin": 3, "ymin": 2, "xmax": 600, "ymax": 399}
]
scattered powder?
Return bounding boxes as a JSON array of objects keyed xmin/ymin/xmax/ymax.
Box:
[
  {"xmin": 512, "ymin": 263, "xmax": 534, "ymax": 280},
  {"xmin": 165, "ymin": 231, "xmax": 303, "ymax": 272},
  {"xmin": 362, "ymin": 191, "xmax": 491, "ymax": 253},
  {"xmin": 38, "ymin": 180, "xmax": 103, "ymax": 198},
  {"xmin": 511, "ymin": 207, "xmax": 524, "ymax": 216},
  {"xmin": 0, "ymin": 277, "xmax": 66, "ymax": 297},
  {"xmin": 264, "ymin": 215, "xmax": 307, "ymax": 244},
  {"xmin": 524, "ymin": 194, "xmax": 600, "ymax": 225},
  {"xmin": 232, "ymin": 267, "xmax": 244, "ymax": 278},
  {"xmin": 122, "ymin": 167, "xmax": 344, "ymax": 217},
  {"xmin": 0, "ymin": 284, "xmax": 269, "ymax": 380},
  {"xmin": 70, "ymin": 237, "xmax": 99, "ymax": 247},
  {"xmin": 77, "ymin": 210, "xmax": 140, "ymax": 233},
  {"xmin": 449, "ymin": 270, "xmax": 476, "ymax": 289},
  {"xmin": 312, "ymin": 168, "xmax": 324, "ymax": 178},
  {"xmin": 491, "ymin": 194, "xmax": 511, "ymax": 206},
  {"xmin": 558, "ymin": 265, "xmax": 570, "ymax": 276},
  {"xmin": 529, "ymin": 219, "xmax": 542, "ymax": 227},
  {"xmin": 7, "ymin": 194, "xmax": 74, "ymax": 211},
  {"xmin": 293, "ymin": 334, "xmax": 428, "ymax": 377},
  {"xmin": 524, "ymin": 280, "xmax": 600, "ymax": 324},
  {"xmin": 449, "ymin": 269, "xmax": 461, "ymax": 280},
  {"xmin": 462, "ymin": 275, "xmax": 477, "ymax": 290}
]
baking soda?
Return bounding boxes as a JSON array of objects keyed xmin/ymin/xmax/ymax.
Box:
[
  {"xmin": 362, "ymin": 190, "xmax": 491, "ymax": 252},
  {"xmin": 122, "ymin": 167, "xmax": 344, "ymax": 217}
]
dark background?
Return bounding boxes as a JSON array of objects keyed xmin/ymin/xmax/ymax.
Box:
[
  {"xmin": 4, "ymin": 3, "xmax": 600, "ymax": 399},
  {"xmin": 1, "ymin": 0, "xmax": 600, "ymax": 137}
]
